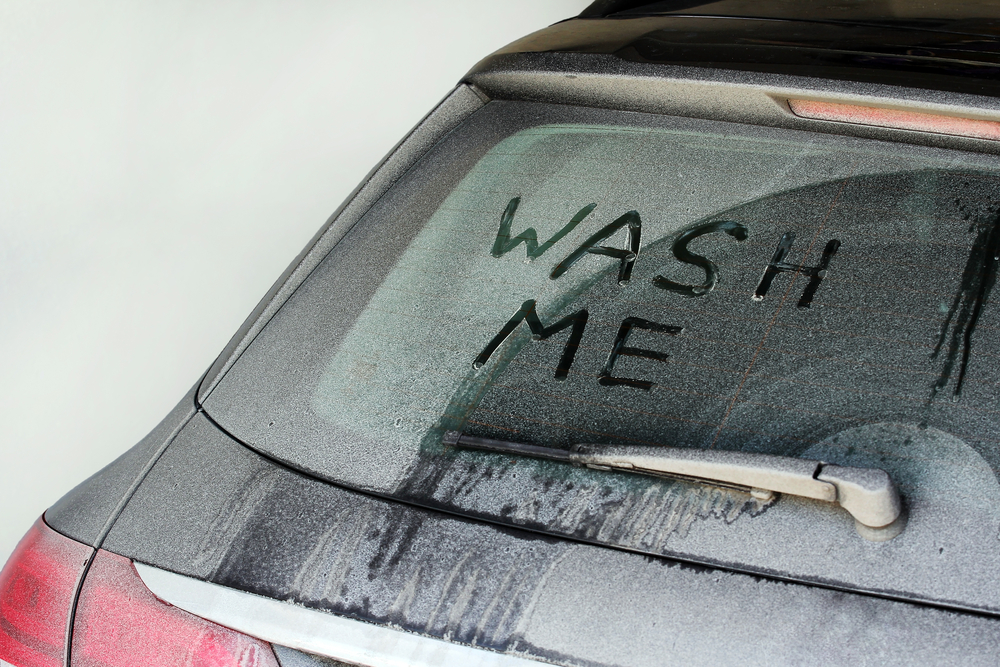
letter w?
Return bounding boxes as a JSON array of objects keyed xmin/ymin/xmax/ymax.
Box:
[
  {"xmin": 491, "ymin": 197, "xmax": 597, "ymax": 260},
  {"xmin": 474, "ymin": 299, "xmax": 589, "ymax": 380}
]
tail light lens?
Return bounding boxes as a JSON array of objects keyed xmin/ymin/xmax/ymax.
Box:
[
  {"xmin": 0, "ymin": 516, "xmax": 280, "ymax": 667},
  {"xmin": 72, "ymin": 549, "xmax": 280, "ymax": 667},
  {"xmin": 0, "ymin": 517, "xmax": 92, "ymax": 667}
]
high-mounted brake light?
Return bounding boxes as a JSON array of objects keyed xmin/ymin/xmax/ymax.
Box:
[
  {"xmin": 0, "ymin": 517, "xmax": 92, "ymax": 667},
  {"xmin": 72, "ymin": 549, "xmax": 280, "ymax": 667},
  {"xmin": 788, "ymin": 99, "xmax": 1000, "ymax": 141}
]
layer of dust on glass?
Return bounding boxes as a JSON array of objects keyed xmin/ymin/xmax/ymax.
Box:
[
  {"xmin": 313, "ymin": 122, "xmax": 1000, "ymax": 487},
  {"xmin": 206, "ymin": 104, "xmax": 1000, "ymax": 610}
]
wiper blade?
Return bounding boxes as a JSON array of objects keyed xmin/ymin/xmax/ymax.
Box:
[
  {"xmin": 444, "ymin": 431, "xmax": 904, "ymax": 541},
  {"xmin": 446, "ymin": 432, "xmax": 574, "ymax": 462}
]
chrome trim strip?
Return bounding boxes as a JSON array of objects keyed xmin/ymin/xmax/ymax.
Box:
[{"xmin": 134, "ymin": 563, "xmax": 547, "ymax": 667}]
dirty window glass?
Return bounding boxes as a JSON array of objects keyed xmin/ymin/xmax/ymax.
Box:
[
  {"xmin": 206, "ymin": 102, "xmax": 1000, "ymax": 611},
  {"xmin": 318, "ymin": 120, "xmax": 1000, "ymax": 460}
]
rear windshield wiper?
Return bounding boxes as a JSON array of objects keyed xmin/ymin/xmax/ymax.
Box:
[{"xmin": 444, "ymin": 431, "xmax": 904, "ymax": 541}]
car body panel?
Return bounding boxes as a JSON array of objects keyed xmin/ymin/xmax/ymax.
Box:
[
  {"xmin": 271, "ymin": 647, "xmax": 350, "ymax": 667},
  {"xmin": 44, "ymin": 383, "xmax": 199, "ymax": 548},
  {"xmin": 97, "ymin": 413, "xmax": 1000, "ymax": 666},
  {"xmin": 491, "ymin": 15, "xmax": 1000, "ymax": 97}
]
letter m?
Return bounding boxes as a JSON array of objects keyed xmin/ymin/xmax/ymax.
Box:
[{"xmin": 474, "ymin": 299, "xmax": 589, "ymax": 380}]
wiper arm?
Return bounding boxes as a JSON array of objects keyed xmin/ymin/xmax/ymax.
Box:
[{"xmin": 444, "ymin": 431, "xmax": 904, "ymax": 541}]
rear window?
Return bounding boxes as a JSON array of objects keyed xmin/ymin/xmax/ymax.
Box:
[{"xmin": 205, "ymin": 101, "xmax": 1000, "ymax": 612}]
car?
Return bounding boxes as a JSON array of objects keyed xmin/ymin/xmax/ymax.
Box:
[{"xmin": 6, "ymin": 0, "xmax": 1000, "ymax": 665}]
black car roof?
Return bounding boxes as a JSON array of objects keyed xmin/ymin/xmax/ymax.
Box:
[
  {"xmin": 484, "ymin": 2, "xmax": 1000, "ymax": 98},
  {"xmin": 581, "ymin": 0, "xmax": 1000, "ymax": 27}
]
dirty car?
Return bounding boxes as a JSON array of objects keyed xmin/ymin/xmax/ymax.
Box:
[{"xmin": 6, "ymin": 1, "xmax": 1000, "ymax": 665}]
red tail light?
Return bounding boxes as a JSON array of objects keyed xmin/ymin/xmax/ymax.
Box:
[
  {"xmin": 0, "ymin": 517, "xmax": 92, "ymax": 667},
  {"xmin": 71, "ymin": 549, "xmax": 280, "ymax": 667},
  {"xmin": 0, "ymin": 517, "xmax": 280, "ymax": 667}
]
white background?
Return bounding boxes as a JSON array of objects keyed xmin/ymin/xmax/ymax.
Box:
[{"xmin": 0, "ymin": 1, "xmax": 588, "ymax": 564}]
